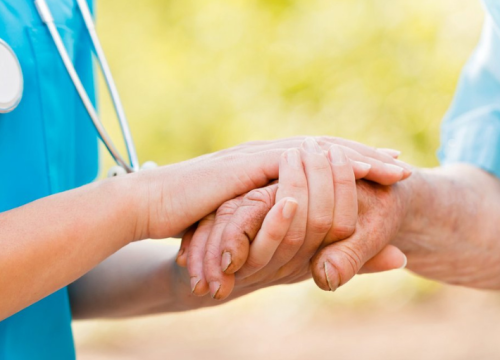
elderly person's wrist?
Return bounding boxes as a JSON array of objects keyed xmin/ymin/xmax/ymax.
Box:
[
  {"xmin": 391, "ymin": 168, "xmax": 428, "ymax": 250},
  {"xmin": 392, "ymin": 164, "xmax": 500, "ymax": 289}
]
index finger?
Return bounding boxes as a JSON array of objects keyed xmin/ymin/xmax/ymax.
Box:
[{"xmin": 219, "ymin": 184, "xmax": 278, "ymax": 274}]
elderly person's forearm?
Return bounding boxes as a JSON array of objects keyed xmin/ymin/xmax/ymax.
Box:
[{"xmin": 394, "ymin": 164, "xmax": 500, "ymax": 289}]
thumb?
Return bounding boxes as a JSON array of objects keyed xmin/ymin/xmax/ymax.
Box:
[
  {"xmin": 358, "ymin": 245, "xmax": 407, "ymax": 274},
  {"xmin": 311, "ymin": 232, "xmax": 403, "ymax": 291}
]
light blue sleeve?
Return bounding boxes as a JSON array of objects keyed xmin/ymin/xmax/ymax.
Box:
[{"xmin": 438, "ymin": 4, "xmax": 500, "ymax": 178}]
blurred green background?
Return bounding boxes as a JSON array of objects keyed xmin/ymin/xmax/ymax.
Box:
[
  {"xmin": 75, "ymin": 0, "xmax": 500, "ymax": 359},
  {"xmin": 96, "ymin": 0, "xmax": 480, "ymax": 169}
]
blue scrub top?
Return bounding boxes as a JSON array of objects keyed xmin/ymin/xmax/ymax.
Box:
[
  {"xmin": 439, "ymin": 0, "xmax": 500, "ymax": 175},
  {"xmin": 0, "ymin": 0, "xmax": 98, "ymax": 359}
]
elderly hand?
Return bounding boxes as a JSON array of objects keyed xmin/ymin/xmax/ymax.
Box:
[
  {"xmin": 313, "ymin": 164, "xmax": 500, "ymax": 291},
  {"xmin": 309, "ymin": 179, "xmax": 410, "ymax": 291},
  {"xmin": 176, "ymin": 138, "xmax": 410, "ymax": 299},
  {"xmin": 311, "ymin": 163, "xmax": 500, "ymax": 292}
]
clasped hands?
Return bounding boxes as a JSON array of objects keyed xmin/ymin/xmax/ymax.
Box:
[{"xmin": 175, "ymin": 137, "xmax": 412, "ymax": 300}]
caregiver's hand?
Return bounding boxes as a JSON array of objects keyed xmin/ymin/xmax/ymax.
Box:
[
  {"xmin": 141, "ymin": 136, "xmax": 411, "ymax": 240},
  {"xmin": 65, "ymin": 137, "xmax": 405, "ymax": 320},
  {"xmin": 177, "ymin": 138, "xmax": 409, "ymax": 299}
]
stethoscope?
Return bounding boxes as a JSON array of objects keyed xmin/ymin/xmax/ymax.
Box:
[{"xmin": 0, "ymin": 0, "xmax": 156, "ymax": 176}]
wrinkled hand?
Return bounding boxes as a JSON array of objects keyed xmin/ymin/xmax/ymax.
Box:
[
  {"xmin": 312, "ymin": 164, "xmax": 500, "ymax": 291},
  {"xmin": 310, "ymin": 179, "xmax": 410, "ymax": 291},
  {"xmin": 177, "ymin": 138, "xmax": 409, "ymax": 299}
]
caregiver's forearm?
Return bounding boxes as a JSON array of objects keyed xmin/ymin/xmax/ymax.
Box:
[
  {"xmin": 0, "ymin": 175, "xmax": 143, "ymax": 321},
  {"xmin": 397, "ymin": 163, "xmax": 500, "ymax": 288},
  {"xmin": 0, "ymin": 147, "xmax": 287, "ymax": 321},
  {"xmin": 68, "ymin": 241, "xmax": 254, "ymax": 319}
]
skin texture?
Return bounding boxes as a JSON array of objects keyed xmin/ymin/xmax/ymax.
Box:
[
  {"xmin": 72, "ymin": 162, "xmax": 500, "ymax": 318},
  {"xmin": 179, "ymin": 139, "xmax": 408, "ymax": 300},
  {"xmin": 197, "ymin": 160, "xmax": 500, "ymax": 295},
  {"xmin": 70, "ymin": 146, "xmax": 409, "ymax": 319},
  {"xmin": 311, "ymin": 163, "xmax": 500, "ymax": 291},
  {"xmin": 310, "ymin": 179, "xmax": 410, "ymax": 291},
  {"xmin": 0, "ymin": 136, "xmax": 409, "ymax": 320}
]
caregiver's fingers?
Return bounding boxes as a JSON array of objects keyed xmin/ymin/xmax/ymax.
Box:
[
  {"xmin": 219, "ymin": 184, "xmax": 278, "ymax": 275},
  {"xmin": 350, "ymin": 159, "xmax": 372, "ymax": 180},
  {"xmin": 186, "ymin": 214, "xmax": 215, "ymax": 296},
  {"xmin": 316, "ymin": 137, "xmax": 408, "ymax": 169},
  {"xmin": 378, "ymin": 148, "xmax": 401, "ymax": 159},
  {"xmin": 237, "ymin": 197, "xmax": 298, "ymax": 279},
  {"xmin": 271, "ymin": 138, "xmax": 334, "ymax": 279},
  {"xmin": 232, "ymin": 136, "xmax": 402, "ymax": 165},
  {"xmin": 358, "ymin": 245, "xmax": 407, "ymax": 274},
  {"xmin": 263, "ymin": 147, "xmax": 308, "ymax": 268},
  {"xmin": 338, "ymin": 145, "xmax": 410, "ymax": 185},
  {"xmin": 224, "ymin": 137, "xmax": 406, "ymax": 171},
  {"xmin": 325, "ymin": 145, "xmax": 358, "ymax": 243},
  {"xmin": 176, "ymin": 226, "xmax": 195, "ymax": 267},
  {"xmin": 273, "ymin": 144, "xmax": 357, "ymax": 280},
  {"xmin": 216, "ymin": 137, "xmax": 410, "ymax": 184},
  {"xmin": 235, "ymin": 148, "xmax": 308, "ymax": 286}
]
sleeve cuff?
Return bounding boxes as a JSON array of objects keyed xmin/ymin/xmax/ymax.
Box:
[{"xmin": 439, "ymin": 107, "xmax": 500, "ymax": 179}]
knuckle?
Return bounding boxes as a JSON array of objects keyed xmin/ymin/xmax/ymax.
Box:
[
  {"xmin": 305, "ymin": 158, "xmax": 330, "ymax": 172},
  {"xmin": 337, "ymin": 246, "xmax": 363, "ymax": 283},
  {"xmin": 263, "ymin": 226, "xmax": 285, "ymax": 242},
  {"xmin": 204, "ymin": 245, "xmax": 221, "ymax": 261},
  {"xmin": 198, "ymin": 214, "xmax": 215, "ymax": 227},
  {"xmin": 187, "ymin": 240, "xmax": 206, "ymax": 259},
  {"xmin": 284, "ymin": 178, "xmax": 306, "ymax": 191},
  {"xmin": 330, "ymin": 223, "xmax": 356, "ymax": 240},
  {"xmin": 280, "ymin": 151, "xmax": 288, "ymax": 163},
  {"xmin": 308, "ymin": 215, "xmax": 333, "ymax": 234},
  {"xmin": 245, "ymin": 187, "xmax": 275, "ymax": 208},
  {"xmin": 216, "ymin": 200, "xmax": 240, "ymax": 218},
  {"xmin": 333, "ymin": 175, "xmax": 355, "ymax": 187},
  {"xmin": 245, "ymin": 256, "xmax": 265, "ymax": 271},
  {"xmin": 283, "ymin": 231, "xmax": 306, "ymax": 246}
]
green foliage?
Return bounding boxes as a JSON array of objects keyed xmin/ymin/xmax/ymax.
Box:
[{"xmin": 96, "ymin": 0, "xmax": 482, "ymax": 169}]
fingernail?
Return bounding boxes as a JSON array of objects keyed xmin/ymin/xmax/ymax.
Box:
[
  {"xmin": 282, "ymin": 198, "xmax": 298, "ymax": 219},
  {"xmin": 328, "ymin": 145, "xmax": 347, "ymax": 165},
  {"xmin": 210, "ymin": 282, "xmax": 221, "ymax": 299},
  {"xmin": 221, "ymin": 252, "xmax": 232, "ymax": 272},
  {"xmin": 393, "ymin": 159, "xmax": 412, "ymax": 169},
  {"xmin": 302, "ymin": 137, "xmax": 321, "ymax": 153},
  {"xmin": 190, "ymin": 277, "xmax": 201, "ymax": 293},
  {"xmin": 394, "ymin": 160, "xmax": 413, "ymax": 178},
  {"xmin": 352, "ymin": 160, "xmax": 372, "ymax": 172},
  {"xmin": 324, "ymin": 261, "xmax": 338, "ymax": 292},
  {"xmin": 378, "ymin": 148, "xmax": 401, "ymax": 158},
  {"xmin": 176, "ymin": 248, "xmax": 185, "ymax": 260},
  {"xmin": 385, "ymin": 163, "xmax": 404, "ymax": 176},
  {"xmin": 285, "ymin": 149, "xmax": 302, "ymax": 168},
  {"xmin": 399, "ymin": 254, "xmax": 408, "ymax": 270}
]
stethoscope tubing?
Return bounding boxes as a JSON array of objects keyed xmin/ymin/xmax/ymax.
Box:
[{"xmin": 34, "ymin": 0, "xmax": 139, "ymax": 173}]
